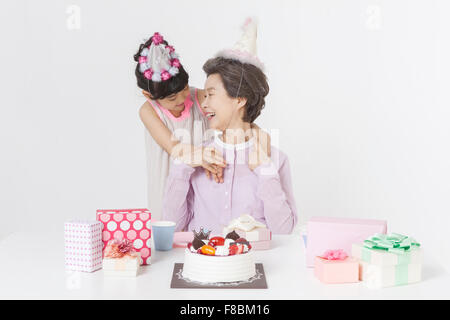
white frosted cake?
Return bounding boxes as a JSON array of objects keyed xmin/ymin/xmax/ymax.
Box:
[{"xmin": 181, "ymin": 228, "xmax": 256, "ymax": 283}]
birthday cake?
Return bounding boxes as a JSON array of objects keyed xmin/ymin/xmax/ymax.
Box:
[{"xmin": 182, "ymin": 228, "xmax": 256, "ymax": 283}]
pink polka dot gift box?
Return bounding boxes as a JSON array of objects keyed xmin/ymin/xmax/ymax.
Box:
[
  {"xmin": 96, "ymin": 208, "xmax": 152, "ymax": 265},
  {"xmin": 64, "ymin": 220, "xmax": 103, "ymax": 272}
]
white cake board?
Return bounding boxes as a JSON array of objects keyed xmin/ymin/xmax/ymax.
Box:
[{"xmin": 170, "ymin": 263, "xmax": 268, "ymax": 289}]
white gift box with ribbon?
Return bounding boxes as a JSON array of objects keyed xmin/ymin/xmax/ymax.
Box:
[
  {"xmin": 352, "ymin": 243, "xmax": 422, "ymax": 266},
  {"xmin": 102, "ymin": 239, "xmax": 141, "ymax": 277},
  {"xmin": 359, "ymin": 261, "xmax": 422, "ymax": 289},
  {"xmin": 222, "ymin": 214, "xmax": 272, "ymax": 249},
  {"xmin": 352, "ymin": 233, "xmax": 422, "ymax": 288},
  {"xmin": 103, "ymin": 255, "xmax": 140, "ymax": 277}
]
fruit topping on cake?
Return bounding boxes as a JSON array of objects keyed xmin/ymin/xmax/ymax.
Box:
[
  {"xmin": 188, "ymin": 228, "xmax": 251, "ymax": 256},
  {"xmin": 208, "ymin": 236, "xmax": 225, "ymax": 247},
  {"xmin": 200, "ymin": 245, "xmax": 216, "ymax": 255}
]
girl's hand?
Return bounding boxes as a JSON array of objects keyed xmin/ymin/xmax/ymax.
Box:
[
  {"xmin": 171, "ymin": 143, "xmax": 226, "ymax": 177},
  {"xmin": 248, "ymin": 128, "xmax": 271, "ymax": 171}
]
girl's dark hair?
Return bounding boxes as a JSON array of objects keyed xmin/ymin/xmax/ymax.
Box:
[
  {"xmin": 202, "ymin": 57, "xmax": 269, "ymax": 123},
  {"xmin": 133, "ymin": 35, "xmax": 189, "ymax": 100}
]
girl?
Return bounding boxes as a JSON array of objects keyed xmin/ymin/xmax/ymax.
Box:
[
  {"xmin": 134, "ymin": 32, "xmax": 225, "ymax": 221},
  {"xmin": 161, "ymin": 20, "xmax": 297, "ymax": 234}
]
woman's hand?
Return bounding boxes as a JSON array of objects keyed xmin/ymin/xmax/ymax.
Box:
[
  {"xmin": 202, "ymin": 146, "xmax": 225, "ymax": 183},
  {"xmin": 204, "ymin": 164, "xmax": 224, "ymax": 183},
  {"xmin": 250, "ymin": 123, "xmax": 271, "ymax": 157},
  {"xmin": 171, "ymin": 143, "xmax": 226, "ymax": 180},
  {"xmin": 248, "ymin": 128, "xmax": 271, "ymax": 171}
]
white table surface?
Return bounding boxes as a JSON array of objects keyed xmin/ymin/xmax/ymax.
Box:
[{"xmin": 0, "ymin": 231, "xmax": 448, "ymax": 299}]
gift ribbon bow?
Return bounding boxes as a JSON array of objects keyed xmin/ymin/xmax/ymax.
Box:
[
  {"xmin": 105, "ymin": 239, "xmax": 137, "ymax": 259},
  {"xmin": 225, "ymin": 214, "xmax": 267, "ymax": 232},
  {"xmin": 363, "ymin": 233, "xmax": 420, "ymax": 255},
  {"xmin": 321, "ymin": 249, "xmax": 348, "ymax": 260}
]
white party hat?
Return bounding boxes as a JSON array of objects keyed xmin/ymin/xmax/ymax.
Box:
[{"xmin": 216, "ymin": 17, "xmax": 265, "ymax": 71}]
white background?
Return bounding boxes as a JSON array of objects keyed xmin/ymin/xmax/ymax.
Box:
[{"xmin": 1, "ymin": 0, "xmax": 449, "ymax": 276}]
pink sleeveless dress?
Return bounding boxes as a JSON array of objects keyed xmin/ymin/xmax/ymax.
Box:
[{"xmin": 144, "ymin": 87, "xmax": 209, "ymax": 221}]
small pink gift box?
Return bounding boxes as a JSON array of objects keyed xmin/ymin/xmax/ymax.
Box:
[
  {"xmin": 173, "ymin": 231, "xmax": 194, "ymax": 248},
  {"xmin": 314, "ymin": 254, "xmax": 359, "ymax": 284},
  {"xmin": 96, "ymin": 208, "xmax": 152, "ymax": 265},
  {"xmin": 249, "ymin": 240, "xmax": 271, "ymax": 250},
  {"xmin": 306, "ymin": 216, "xmax": 387, "ymax": 267},
  {"xmin": 233, "ymin": 228, "xmax": 272, "ymax": 242}
]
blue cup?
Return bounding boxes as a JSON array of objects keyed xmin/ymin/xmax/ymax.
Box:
[{"xmin": 152, "ymin": 221, "xmax": 176, "ymax": 251}]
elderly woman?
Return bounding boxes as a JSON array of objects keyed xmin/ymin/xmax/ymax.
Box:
[{"xmin": 162, "ymin": 20, "xmax": 298, "ymax": 234}]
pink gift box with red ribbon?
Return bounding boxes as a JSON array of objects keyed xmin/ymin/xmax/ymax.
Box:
[
  {"xmin": 314, "ymin": 255, "xmax": 359, "ymax": 284},
  {"xmin": 306, "ymin": 216, "xmax": 387, "ymax": 267},
  {"xmin": 96, "ymin": 208, "xmax": 152, "ymax": 265}
]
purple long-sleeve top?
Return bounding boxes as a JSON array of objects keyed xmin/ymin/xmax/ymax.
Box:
[{"xmin": 162, "ymin": 134, "xmax": 298, "ymax": 234}]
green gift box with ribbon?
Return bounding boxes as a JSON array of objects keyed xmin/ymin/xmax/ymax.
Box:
[{"xmin": 352, "ymin": 233, "xmax": 422, "ymax": 288}]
